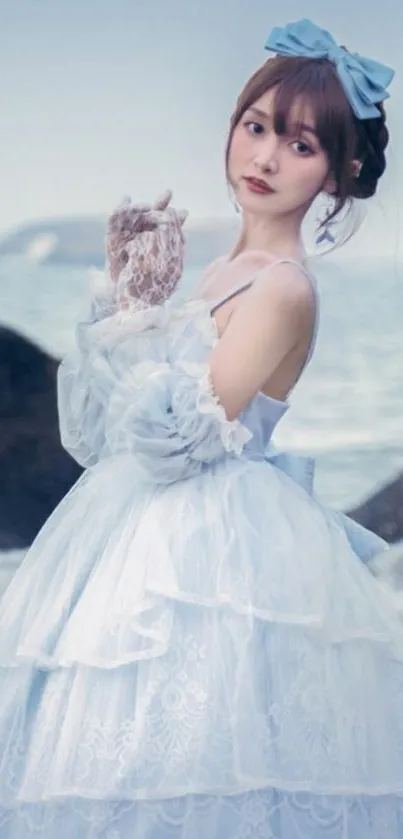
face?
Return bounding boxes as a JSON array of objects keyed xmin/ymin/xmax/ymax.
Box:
[{"xmin": 227, "ymin": 88, "xmax": 335, "ymax": 220}]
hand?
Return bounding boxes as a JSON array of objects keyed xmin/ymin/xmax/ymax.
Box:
[
  {"xmin": 106, "ymin": 191, "xmax": 188, "ymax": 308},
  {"xmin": 106, "ymin": 190, "xmax": 172, "ymax": 283}
]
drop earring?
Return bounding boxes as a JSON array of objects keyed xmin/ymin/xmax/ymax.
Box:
[
  {"xmin": 232, "ymin": 192, "xmax": 240, "ymax": 214},
  {"xmin": 315, "ymin": 195, "xmax": 336, "ymax": 247},
  {"xmin": 227, "ymin": 184, "xmax": 240, "ymax": 214}
]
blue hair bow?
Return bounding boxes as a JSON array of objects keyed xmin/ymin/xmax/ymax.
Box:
[{"xmin": 264, "ymin": 19, "xmax": 394, "ymax": 120}]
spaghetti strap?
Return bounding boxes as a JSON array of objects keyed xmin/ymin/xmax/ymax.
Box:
[
  {"xmin": 209, "ymin": 279, "xmax": 255, "ymax": 315},
  {"xmin": 209, "ymin": 256, "xmax": 319, "ymax": 370},
  {"xmin": 209, "ymin": 257, "xmax": 314, "ymax": 312}
]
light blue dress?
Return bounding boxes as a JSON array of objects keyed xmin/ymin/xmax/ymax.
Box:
[{"xmin": 0, "ymin": 259, "xmax": 403, "ymax": 838}]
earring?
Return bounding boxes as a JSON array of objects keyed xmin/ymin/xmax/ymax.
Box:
[
  {"xmin": 315, "ymin": 195, "xmax": 336, "ymax": 246},
  {"xmin": 228, "ymin": 185, "xmax": 240, "ymax": 214}
]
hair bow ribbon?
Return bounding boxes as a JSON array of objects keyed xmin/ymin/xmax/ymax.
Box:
[{"xmin": 265, "ymin": 19, "xmax": 394, "ymax": 120}]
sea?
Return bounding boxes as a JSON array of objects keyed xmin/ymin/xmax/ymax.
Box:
[{"xmin": 0, "ymin": 250, "xmax": 402, "ymax": 511}]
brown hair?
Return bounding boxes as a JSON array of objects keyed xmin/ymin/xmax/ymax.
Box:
[{"xmin": 225, "ymin": 55, "xmax": 390, "ymax": 232}]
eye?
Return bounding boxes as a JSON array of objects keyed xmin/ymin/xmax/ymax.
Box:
[
  {"xmin": 291, "ymin": 139, "xmax": 314, "ymax": 155},
  {"xmin": 244, "ymin": 121, "xmax": 265, "ymax": 136}
]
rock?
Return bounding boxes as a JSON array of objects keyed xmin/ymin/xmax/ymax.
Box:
[
  {"xmin": 347, "ymin": 473, "xmax": 403, "ymax": 544},
  {"xmin": 0, "ymin": 325, "xmax": 83, "ymax": 550}
]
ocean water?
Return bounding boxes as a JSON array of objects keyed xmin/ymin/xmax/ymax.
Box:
[{"xmin": 0, "ymin": 252, "xmax": 402, "ymax": 514}]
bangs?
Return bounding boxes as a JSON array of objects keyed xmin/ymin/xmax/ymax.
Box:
[
  {"xmin": 270, "ymin": 59, "xmax": 350, "ymax": 152},
  {"xmin": 228, "ymin": 55, "xmax": 356, "ymax": 166}
]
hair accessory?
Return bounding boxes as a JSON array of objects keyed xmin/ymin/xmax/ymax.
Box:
[
  {"xmin": 265, "ymin": 19, "xmax": 394, "ymax": 120},
  {"xmin": 315, "ymin": 196, "xmax": 336, "ymax": 246}
]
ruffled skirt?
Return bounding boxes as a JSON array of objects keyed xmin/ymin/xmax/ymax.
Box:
[{"xmin": 0, "ymin": 453, "xmax": 403, "ymax": 837}]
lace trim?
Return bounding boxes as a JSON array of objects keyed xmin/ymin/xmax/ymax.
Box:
[
  {"xmin": 87, "ymin": 303, "xmax": 168, "ymax": 348},
  {"xmin": 2, "ymin": 791, "xmax": 403, "ymax": 836},
  {"xmin": 9, "ymin": 777, "xmax": 403, "ymax": 803},
  {"xmin": 176, "ymin": 360, "xmax": 252, "ymax": 455},
  {"xmin": 88, "ymin": 294, "xmax": 217, "ymax": 350}
]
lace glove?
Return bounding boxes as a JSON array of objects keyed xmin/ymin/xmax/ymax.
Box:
[{"xmin": 91, "ymin": 190, "xmax": 187, "ymax": 320}]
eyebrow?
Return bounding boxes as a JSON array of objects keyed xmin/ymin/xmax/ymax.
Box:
[{"xmin": 246, "ymin": 106, "xmax": 318, "ymax": 138}]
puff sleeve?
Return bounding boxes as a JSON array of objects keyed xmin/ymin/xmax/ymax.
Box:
[{"xmin": 57, "ymin": 303, "xmax": 251, "ymax": 481}]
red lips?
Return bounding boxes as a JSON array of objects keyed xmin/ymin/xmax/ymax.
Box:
[{"xmin": 244, "ymin": 177, "xmax": 274, "ymax": 194}]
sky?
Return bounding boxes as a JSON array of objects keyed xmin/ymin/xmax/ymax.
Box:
[{"xmin": 1, "ymin": 0, "xmax": 402, "ymax": 256}]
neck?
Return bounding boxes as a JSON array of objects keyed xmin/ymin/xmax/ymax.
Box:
[{"xmin": 231, "ymin": 207, "xmax": 307, "ymax": 262}]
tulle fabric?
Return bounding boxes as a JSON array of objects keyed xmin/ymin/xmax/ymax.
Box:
[
  {"xmin": 57, "ymin": 297, "xmax": 234, "ymax": 474},
  {"xmin": 1, "ymin": 294, "xmax": 403, "ymax": 837},
  {"xmin": 57, "ymin": 302, "xmax": 171, "ymax": 469},
  {"xmin": 1, "ymin": 454, "xmax": 403, "ymax": 836}
]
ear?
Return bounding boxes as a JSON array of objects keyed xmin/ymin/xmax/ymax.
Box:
[
  {"xmin": 351, "ymin": 158, "xmax": 363, "ymax": 179},
  {"xmin": 322, "ymin": 173, "xmax": 337, "ymax": 196}
]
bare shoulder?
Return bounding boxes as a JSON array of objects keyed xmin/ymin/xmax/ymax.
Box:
[
  {"xmin": 253, "ymin": 260, "xmax": 315, "ymax": 301},
  {"xmin": 194, "ymin": 255, "xmax": 227, "ymax": 295},
  {"xmin": 246, "ymin": 261, "xmax": 316, "ymax": 325},
  {"xmin": 199, "ymin": 255, "xmax": 227, "ymax": 279}
]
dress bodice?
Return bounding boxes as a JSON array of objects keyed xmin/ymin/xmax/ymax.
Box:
[{"xmin": 170, "ymin": 256, "xmax": 319, "ymax": 460}]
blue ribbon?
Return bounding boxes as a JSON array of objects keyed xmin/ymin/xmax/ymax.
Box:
[
  {"xmin": 264, "ymin": 448, "xmax": 315, "ymax": 495},
  {"xmin": 265, "ymin": 19, "xmax": 394, "ymax": 120},
  {"xmin": 264, "ymin": 446, "xmax": 387, "ymax": 563}
]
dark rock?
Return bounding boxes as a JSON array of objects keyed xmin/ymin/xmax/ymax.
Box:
[
  {"xmin": 0, "ymin": 325, "xmax": 83, "ymax": 550},
  {"xmin": 346, "ymin": 473, "xmax": 403, "ymax": 544}
]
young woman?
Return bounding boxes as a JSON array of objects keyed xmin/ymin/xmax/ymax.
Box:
[{"xmin": 0, "ymin": 18, "xmax": 401, "ymax": 839}]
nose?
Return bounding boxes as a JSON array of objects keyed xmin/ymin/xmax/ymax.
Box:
[{"xmin": 253, "ymin": 131, "xmax": 280, "ymax": 174}]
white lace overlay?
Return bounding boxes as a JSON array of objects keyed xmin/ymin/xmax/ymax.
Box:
[{"xmin": 178, "ymin": 360, "xmax": 252, "ymax": 456}]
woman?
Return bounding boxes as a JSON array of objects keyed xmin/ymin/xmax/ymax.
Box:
[{"xmin": 0, "ymin": 18, "xmax": 401, "ymax": 839}]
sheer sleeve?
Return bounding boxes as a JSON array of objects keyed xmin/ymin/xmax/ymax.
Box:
[
  {"xmin": 57, "ymin": 303, "xmax": 169, "ymax": 470},
  {"xmin": 102, "ymin": 359, "xmax": 252, "ymax": 483},
  {"xmin": 57, "ymin": 302, "xmax": 251, "ymax": 480}
]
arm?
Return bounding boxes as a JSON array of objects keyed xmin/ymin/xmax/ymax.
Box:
[
  {"xmin": 57, "ymin": 298, "xmax": 170, "ymax": 470},
  {"xmin": 57, "ymin": 194, "xmax": 187, "ymax": 468},
  {"xmin": 208, "ymin": 263, "xmax": 315, "ymax": 420},
  {"xmin": 97, "ymin": 264, "xmax": 314, "ymax": 484}
]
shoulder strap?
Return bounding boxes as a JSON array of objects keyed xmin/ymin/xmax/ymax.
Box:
[
  {"xmin": 210, "ymin": 256, "xmax": 319, "ymax": 369},
  {"xmin": 210, "ymin": 257, "xmax": 313, "ymax": 312},
  {"xmin": 209, "ymin": 278, "xmax": 254, "ymax": 315}
]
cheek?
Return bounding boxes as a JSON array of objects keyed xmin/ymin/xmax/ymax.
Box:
[
  {"xmin": 228, "ymin": 128, "xmax": 249, "ymax": 172},
  {"xmin": 294, "ymin": 157, "xmax": 329, "ymax": 195},
  {"xmin": 308, "ymin": 154, "xmax": 330, "ymax": 188}
]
